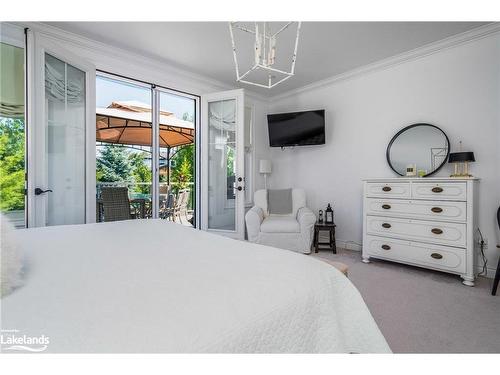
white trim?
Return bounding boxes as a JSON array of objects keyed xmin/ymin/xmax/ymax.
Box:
[
  {"xmin": 270, "ymin": 22, "xmax": 500, "ymax": 101},
  {"xmin": 8, "ymin": 22, "xmax": 267, "ymax": 102},
  {"xmin": 0, "ymin": 23, "xmax": 25, "ymax": 48}
]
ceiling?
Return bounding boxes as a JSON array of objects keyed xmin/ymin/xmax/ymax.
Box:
[{"xmin": 47, "ymin": 22, "xmax": 488, "ymax": 96}]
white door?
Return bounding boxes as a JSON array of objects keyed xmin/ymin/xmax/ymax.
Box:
[
  {"xmin": 26, "ymin": 31, "xmax": 96, "ymax": 227},
  {"xmin": 201, "ymin": 89, "xmax": 245, "ymax": 239}
]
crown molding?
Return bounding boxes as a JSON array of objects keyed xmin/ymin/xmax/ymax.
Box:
[
  {"xmin": 12, "ymin": 22, "xmax": 267, "ymax": 102},
  {"xmin": 270, "ymin": 22, "xmax": 500, "ymax": 102}
]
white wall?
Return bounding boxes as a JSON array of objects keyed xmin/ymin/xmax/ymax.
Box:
[{"xmin": 268, "ymin": 32, "xmax": 500, "ymax": 274}]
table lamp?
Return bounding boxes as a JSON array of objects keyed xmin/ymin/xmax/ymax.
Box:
[
  {"xmin": 448, "ymin": 151, "xmax": 475, "ymax": 177},
  {"xmin": 259, "ymin": 160, "xmax": 272, "ymax": 189}
]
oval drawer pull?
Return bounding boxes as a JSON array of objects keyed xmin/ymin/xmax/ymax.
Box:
[
  {"xmin": 431, "ymin": 207, "xmax": 443, "ymax": 213},
  {"xmin": 382, "ymin": 223, "xmax": 391, "ymax": 228},
  {"xmin": 431, "ymin": 228, "xmax": 443, "ymax": 235},
  {"xmin": 431, "ymin": 253, "xmax": 443, "ymax": 260},
  {"xmin": 382, "ymin": 186, "xmax": 392, "ymax": 192},
  {"xmin": 431, "ymin": 187, "xmax": 444, "ymax": 193},
  {"xmin": 382, "ymin": 204, "xmax": 391, "ymax": 210},
  {"xmin": 381, "ymin": 244, "xmax": 391, "ymax": 250}
]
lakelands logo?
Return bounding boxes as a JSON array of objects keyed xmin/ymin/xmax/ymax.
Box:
[{"xmin": 1, "ymin": 329, "xmax": 50, "ymax": 352}]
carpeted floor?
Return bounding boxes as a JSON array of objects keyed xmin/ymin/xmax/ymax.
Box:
[{"xmin": 311, "ymin": 248, "xmax": 500, "ymax": 353}]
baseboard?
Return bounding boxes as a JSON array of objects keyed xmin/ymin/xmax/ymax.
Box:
[
  {"xmin": 476, "ymin": 266, "xmax": 497, "ymax": 279},
  {"xmin": 336, "ymin": 239, "xmax": 362, "ymax": 252}
]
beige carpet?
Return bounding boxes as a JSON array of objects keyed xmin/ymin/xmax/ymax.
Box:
[{"xmin": 312, "ymin": 248, "xmax": 500, "ymax": 353}]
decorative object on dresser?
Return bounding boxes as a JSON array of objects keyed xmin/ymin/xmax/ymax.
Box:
[
  {"xmin": 405, "ymin": 164, "xmax": 417, "ymax": 177},
  {"xmin": 362, "ymin": 178, "xmax": 478, "ymax": 286},
  {"xmin": 313, "ymin": 221, "xmax": 337, "ymax": 254},
  {"xmin": 449, "ymin": 150, "xmax": 476, "ymax": 177},
  {"xmin": 318, "ymin": 209, "xmax": 324, "ymax": 223},
  {"xmin": 386, "ymin": 123, "xmax": 450, "ymax": 177}
]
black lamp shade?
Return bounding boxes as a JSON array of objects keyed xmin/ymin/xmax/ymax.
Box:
[{"xmin": 448, "ymin": 152, "xmax": 475, "ymax": 163}]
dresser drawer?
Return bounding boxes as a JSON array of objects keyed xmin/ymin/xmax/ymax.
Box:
[
  {"xmin": 365, "ymin": 198, "xmax": 467, "ymax": 222},
  {"xmin": 411, "ymin": 182, "xmax": 466, "ymax": 201},
  {"xmin": 366, "ymin": 216, "xmax": 466, "ymax": 247},
  {"xmin": 364, "ymin": 235, "xmax": 466, "ymax": 274},
  {"xmin": 365, "ymin": 182, "xmax": 410, "ymax": 198}
]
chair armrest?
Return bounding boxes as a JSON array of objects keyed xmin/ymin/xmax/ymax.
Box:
[
  {"xmin": 245, "ymin": 206, "xmax": 264, "ymax": 242},
  {"xmin": 297, "ymin": 207, "xmax": 316, "ymax": 229}
]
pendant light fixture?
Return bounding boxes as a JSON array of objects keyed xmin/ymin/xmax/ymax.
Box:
[{"xmin": 228, "ymin": 22, "xmax": 302, "ymax": 89}]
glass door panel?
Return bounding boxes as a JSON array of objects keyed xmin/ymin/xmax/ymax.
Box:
[
  {"xmin": 208, "ymin": 99, "xmax": 237, "ymax": 231},
  {"xmin": 0, "ymin": 40, "xmax": 26, "ymax": 228},
  {"xmin": 45, "ymin": 53, "xmax": 86, "ymax": 225},
  {"xmin": 28, "ymin": 31, "xmax": 96, "ymax": 227},
  {"xmin": 95, "ymin": 74, "xmax": 152, "ymax": 222},
  {"xmin": 158, "ymin": 89, "xmax": 196, "ymax": 226},
  {"xmin": 202, "ymin": 89, "xmax": 245, "ymax": 238}
]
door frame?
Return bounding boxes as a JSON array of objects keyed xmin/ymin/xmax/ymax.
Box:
[
  {"xmin": 26, "ymin": 30, "xmax": 96, "ymax": 227},
  {"xmin": 201, "ymin": 88, "xmax": 245, "ymax": 239}
]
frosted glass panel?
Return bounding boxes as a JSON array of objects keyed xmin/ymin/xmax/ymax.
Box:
[
  {"xmin": 45, "ymin": 53, "xmax": 86, "ymax": 225},
  {"xmin": 208, "ymin": 99, "xmax": 236, "ymax": 231}
]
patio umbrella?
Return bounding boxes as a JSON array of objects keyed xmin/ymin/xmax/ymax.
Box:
[{"xmin": 96, "ymin": 101, "xmax": 194, "ymax": 148}]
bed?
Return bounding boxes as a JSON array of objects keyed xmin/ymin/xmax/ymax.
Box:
[{"xmin": 1, "ymin": 219, "xmax": 390, "ymax": 353}]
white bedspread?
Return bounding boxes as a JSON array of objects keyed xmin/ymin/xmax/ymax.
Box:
[{"xmin": 1, "ymin": 220, "xmax": 390, "ymax": 353}]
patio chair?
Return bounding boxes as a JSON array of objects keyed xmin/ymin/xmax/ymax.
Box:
[
  {"xmin": 160, "ymin": 192, "xmax": 175, "ymax": 221},
  {"xmin": 173, "ymin": 189, "xmax": 190, "ymax": 223},
  {"xmin": 101, "ymin": 187, "xmax": 134, "ymax": 222}
]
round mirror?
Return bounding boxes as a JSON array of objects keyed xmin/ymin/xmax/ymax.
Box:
[{"xmin": 386, "ymin": 123, "xmax": 450, "ymax": 177}]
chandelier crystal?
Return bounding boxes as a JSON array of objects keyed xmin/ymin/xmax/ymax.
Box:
[{"xmin": 228, "ymin": 22, "xmax": 302, "ymax": 89}]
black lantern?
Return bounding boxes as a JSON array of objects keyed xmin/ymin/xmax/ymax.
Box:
[
  {"xmin": 318, "ymin": 210, "xmax": 324, "ymax": 223},
  {"xmin": 325, "ymin": 203, "xmax": 334, "ymax": 224}
]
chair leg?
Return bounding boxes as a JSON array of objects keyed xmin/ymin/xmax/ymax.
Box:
[{"xmin": 492, "ymin": 259, "xmax": 500, "ymax": 296}]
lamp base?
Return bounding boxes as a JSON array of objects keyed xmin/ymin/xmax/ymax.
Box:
[{"xmin": 450, "ymin": 161, "xmax": 473, "ymax": 178}]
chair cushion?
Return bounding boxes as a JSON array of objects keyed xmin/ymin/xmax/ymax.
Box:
[
  {"xmin": 260, "ymin": 216, "xmax": 300, "ymax": 233},
  {"xmin": 268, "ymin": 189, "xmax": 293, "ymax": 215}
]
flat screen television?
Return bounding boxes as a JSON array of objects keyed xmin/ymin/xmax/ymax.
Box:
[{"xmin": 267, "ymin": 109, "xmax": 325, "ymax": 147}]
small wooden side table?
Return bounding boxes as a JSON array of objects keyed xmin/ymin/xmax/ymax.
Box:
[{"xmin": 313, "ymin": 222, "xmax": 337, "ymax": 254}]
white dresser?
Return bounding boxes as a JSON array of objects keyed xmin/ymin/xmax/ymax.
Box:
[{"xmin": 362, "ymin": 178, "xmax": 478, "ymax": 286}]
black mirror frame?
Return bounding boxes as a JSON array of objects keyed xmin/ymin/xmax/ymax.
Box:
[{"xmin": 386, "ymin": 123, "xmax": 450, "ymax": 177}]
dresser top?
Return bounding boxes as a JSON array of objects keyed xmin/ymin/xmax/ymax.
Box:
[{"xmin": 363, "ymin": 177, "xmax": 479, "ymax": 181}]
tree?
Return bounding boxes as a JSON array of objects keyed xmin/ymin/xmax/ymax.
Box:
[
  {"xmin": 0, "ymin": 118, "xmax": 25, "ymax": 211},
  {"xmin": 96, "ymin": 145, "xmax": 133, "ymax": 182},
  {"xmin": 129, "ymin": 151, "xmax": 152, "ymax": 194},
  {"xmin": 171, "ymin": 154, "xmax": 192, "ymax": 191}
]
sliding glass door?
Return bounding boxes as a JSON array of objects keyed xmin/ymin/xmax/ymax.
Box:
[
  {"xmin": 95, "ymin": 74, "xmax": 152, "ymax": 222},
  {"xmin": 95, "ymin": 73, "xmax": 198, "ymax": 226},
  {"xmin": 157, "ymin": 88, "xmax": 197, "ymax": 226}
]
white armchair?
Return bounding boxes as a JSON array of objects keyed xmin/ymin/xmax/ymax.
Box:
[{"xmin": 245, "ymin": 189, "xmax": 316, "ymax": 254}]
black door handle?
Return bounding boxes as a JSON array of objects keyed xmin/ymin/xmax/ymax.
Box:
[
  {"xmin": 237, "ymin": 186, "xmax": 243, "ymax": 191},
  {"xmin": 35, "ymin": 188, "xmax": 53, "ymax": 195}
]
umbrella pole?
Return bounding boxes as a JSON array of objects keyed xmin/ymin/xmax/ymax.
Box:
[{"xmin": 167, "ymin": 147, "xmax": 171, "ymax": 186}]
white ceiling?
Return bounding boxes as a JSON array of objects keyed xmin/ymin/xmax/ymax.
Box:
[{"xmin": 47, "ymin": 22, "xmax": 488, "ymax": 95}]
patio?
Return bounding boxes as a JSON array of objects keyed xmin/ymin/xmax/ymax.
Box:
[{"xmin": 95, "ymin": 101, "xmax": 195, "ymax": 225}]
